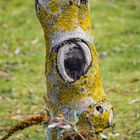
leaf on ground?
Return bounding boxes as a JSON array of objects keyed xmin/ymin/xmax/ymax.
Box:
[
  {"xmin": 0, "ymin": 70, "xmax": 9, "ymax": 78},
  {"xmin": 14, "ymin": 48, "xmax": 21, "ymax": 55},
  {"xmin": 99, "ymin": 51, "xmax": 109, "ymax": 58},
  {"xmin": 31, "ymin": 38, "xmax": 38, "ymax": 45},
  {"xmin": 11, "ymin": 115, "xmax": 24, "ymax": 121},
  {"xmin": 129, "ymin": 99, "xmax": 140, "ymax": 104}
]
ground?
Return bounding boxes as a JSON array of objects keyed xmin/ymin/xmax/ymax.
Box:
[{"xmin": 0, "ymin": 0, "xmax": 140, "ymax": 140}]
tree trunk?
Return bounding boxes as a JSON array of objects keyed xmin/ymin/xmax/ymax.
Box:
[{"xmin": 35, "ymin": 0, "xmax": 113, "ymax": 140}]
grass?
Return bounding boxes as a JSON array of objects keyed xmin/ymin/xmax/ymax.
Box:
[{"xmin": 0, "ymin": 0, "xmax": 140, "ymax": 139}]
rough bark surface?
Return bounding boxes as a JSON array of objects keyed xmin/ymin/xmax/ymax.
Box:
[{"xmin": 35, "ymin": 0, "xmax": 113, "ymax": 139}]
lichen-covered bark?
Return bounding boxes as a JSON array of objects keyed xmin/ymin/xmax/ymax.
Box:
[{"xmin": 35, "ymin": 0, "xmax": 113, "ymax": 139}]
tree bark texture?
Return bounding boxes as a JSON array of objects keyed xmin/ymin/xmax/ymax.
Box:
[{"xmin": 35, "ymin": 0, "xmax": 113, "ymax": 140}]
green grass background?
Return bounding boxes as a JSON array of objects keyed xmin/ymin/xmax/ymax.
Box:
[{"xmin": 0, "ymin": 0, "xmax": 140, "ymax": 139}]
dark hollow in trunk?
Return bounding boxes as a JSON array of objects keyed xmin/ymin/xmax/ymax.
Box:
[{"xmin": 64, "ymin": 43, "xmax": 86, "ymax": 81}]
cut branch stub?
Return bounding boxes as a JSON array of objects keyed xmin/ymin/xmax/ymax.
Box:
[
  {"xmin": 57, "ymin": 40, "xmax": 92, "ymax": 83},
  {"xmin": 35, "ymin": 0, "xmax": 113, "ymax": 139}
]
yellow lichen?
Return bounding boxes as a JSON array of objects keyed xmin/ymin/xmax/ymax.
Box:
[{"xmin": 36, "ymin": 0, "xmax": 113, "ymax": 139}]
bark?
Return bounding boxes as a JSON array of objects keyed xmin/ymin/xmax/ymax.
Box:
[{"xmin": 35, "ymin": 0, "xmax": 113, "ymax": 140}]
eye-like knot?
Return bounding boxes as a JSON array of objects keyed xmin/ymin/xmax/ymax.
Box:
[
  {"xmin": 96, "ymin": 106, "xmax": 103, "ymax": 114},
  {"xmin": 57, "ymin": 41, "xmax": 92, "ymax": 83}
]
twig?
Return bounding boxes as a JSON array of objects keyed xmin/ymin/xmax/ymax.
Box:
[{"xmin": 1, "ymin": 114, "xmax": 48, "ymax": 140}]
